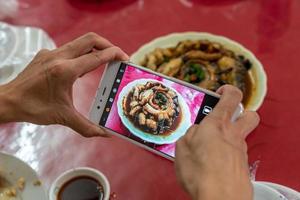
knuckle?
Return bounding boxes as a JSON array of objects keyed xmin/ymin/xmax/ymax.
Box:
[
  {"xmin": 36, "ymin": 49, "xmax": 50, "ymax": 56},
  {"xmin": 213, "ymin": 117, "xmax": 229, "ymax": 133},
  {"xmin": 31, "ymin": 49, "xmax": 53, "ymax": 65},
  {"xmin": 85, "ymin": 32, "xmax": 99, "ymax": 41},
  {"xmin": 64, "ymin": 43, "xmax": 74, "ymax": 51},
  {"xmin": 92, "ymin": 52, "xmax": 103, "ymax": 62},
  {"xmin": 34, "ymin": 49, "xmax": 51, "ymax": 61},
  {"xmin": 51, "ymin": 60, "xmax": 67, "ymax": 68},
  {"xmin": 48, "ymin": 60, "xmax": 68, "ymax": 77},
  {"xmin": 226, "ymin": 85, "xmax": 243, "ymax": 100},
  {"xmin": 109, "ymin": 46, "xmax": 122, "ymax": 56}
]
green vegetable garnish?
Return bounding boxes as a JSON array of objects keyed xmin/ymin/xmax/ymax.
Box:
[
  {"xmin": 155, "ymin": 92, "xmax": 168, "ymax": 106},
  {"xmin": 187, "ymin": 63, "xmax": 205, "ymax": 82},
  {"xmin": 184, "ymin": 75, "xmax": 190, "ymax": 82}
]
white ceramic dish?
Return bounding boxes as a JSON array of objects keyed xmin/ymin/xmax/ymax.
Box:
[
  {"xmin": 130, "ymin": 32, "xmax": 267, "ymax": 111},
  {"xmin": 49, "ymin": 167, "xmax": 110, "ymax": 200},
  {"xmin": 117, "ymin": 78, "xmax": 192, "ymax": 144},
  {"xmin": 253, "ymin": 181, "xmax": 288, "ymax": 200},
  {"xmin": 259, "ymin": 181, "xmax": 300, "ymax": 200},
  {"xmin": 0, "ymin": 22, "xmax": 56, "ymax": 85},
  {"xmin": 0, "ymin": 152, "xmax": 47, "ymax": 200},
  {"xmin": 0, "ymin": 22, "xmax": 18, "ymax": 68}
]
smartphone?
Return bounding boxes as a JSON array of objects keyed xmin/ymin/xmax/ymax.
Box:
[{"xmin": 89, "ymin": 61, "xmax": 243, "ymax": 161}]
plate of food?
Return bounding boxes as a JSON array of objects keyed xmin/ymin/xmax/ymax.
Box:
[
  {"xmin": 0, "ymin": 152, "xmax": 47, "ymax": 200},
  {"xmin": 117, "ymin": 79, "xmax": 192, "ymax": 144},
  {"xmin": 131, "ymin": 32, "xmax": 267, "ymax": 111}
]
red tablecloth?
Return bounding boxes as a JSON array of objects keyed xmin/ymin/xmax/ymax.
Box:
[{"xmin": 1, "ymin": 0, "xmax": 300, "ymax": 199}]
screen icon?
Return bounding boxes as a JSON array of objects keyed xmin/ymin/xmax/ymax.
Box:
[
  {"xmin": 120, "ymin": 69, "xmax": 124, "ymax": 73},
  {"xmin": 202, "ymin": 106, "xmax": 212, "ymax": 115},
  {"xmin": 113, "ymin": 88, "xmax": 117, "ymax": 93},
  {"xmin": 109, "ymin": 98, "xmax": 114, "ymax": 102},
  {"xmin": 105, "ymin": 107, "xmax": 110, "ymax": 112},
  {"xmin": 116, "ymin": 79, "xmax": 120, "ymax": 83}
]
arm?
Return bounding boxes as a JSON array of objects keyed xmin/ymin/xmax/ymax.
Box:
[
  {"xmin": 0, "ymin": 32, "xmax": 129, "ymax": 137},
  {"xmin": 175, "ymin": 85, "xmax": 260, "ymax": 200}
]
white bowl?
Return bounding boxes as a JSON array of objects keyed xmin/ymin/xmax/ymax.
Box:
[
  {"xmin": 130, "ymin": 32, "xmax": 267, "ymax": 111},
  {"xmin": 0, "ymin": 152, "xmax": 47, "ymax": 200},
  {"xmin": 49, "ymin": 167, "xmax": 110, "ymax": 200},
  {"xmin": 258, "ymin": 181, "xmax": 300, "ymax": 200},
  {"xmin": 253, "ymin": 181, "xmax": 287, "ymax": 200}
]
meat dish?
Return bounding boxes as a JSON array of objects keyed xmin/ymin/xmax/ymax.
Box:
[
  {"xmin": 140, "ymin": 40, "xmax": 252, "ymax": 105},
  {"xmin": 122, "ymin": 81, "xmax": 181, "ymax": 135}
]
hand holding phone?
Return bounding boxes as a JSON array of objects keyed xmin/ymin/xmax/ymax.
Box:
[
  {"xmin": 175, "ymin": 85, "xmax": 259, "ymax": 200},
  {"xmin": 90, "ymin": 61, "xmax": 243, "ymax": 160},
  {"xmin": 0, "ymin": 33, "xmax": 128, "ymax": 137}
]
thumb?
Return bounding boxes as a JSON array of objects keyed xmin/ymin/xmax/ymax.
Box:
[{"xmin": 65, "ymin": 109, "xmax": 109, "ymax": 137}]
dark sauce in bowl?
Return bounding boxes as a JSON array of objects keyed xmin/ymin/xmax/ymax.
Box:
[{"xmin": 57, "ymin": 176, "xmax": 104, "ymax": 200}]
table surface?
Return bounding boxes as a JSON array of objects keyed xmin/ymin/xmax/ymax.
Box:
[{"xmin": 1, "ymin": 0, "xmax": 300, "ymax": 199}]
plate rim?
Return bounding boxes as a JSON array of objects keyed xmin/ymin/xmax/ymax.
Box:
[{"xmin": 0, "ymin": 151, "xmax": 48, "ymax": 200}]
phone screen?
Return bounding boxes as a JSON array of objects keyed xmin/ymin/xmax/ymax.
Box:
[{"xmin": 99, "ymin": 63, "xmax": 219, "ymax": 158}]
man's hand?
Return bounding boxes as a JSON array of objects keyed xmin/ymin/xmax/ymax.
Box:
[
  {"xmin": 0, "ymin": 32, "xmax": 129, "ymax": 137},
  {"xmin": 175, "ymin": 85, "xmax": 260, "ymax": 200}
]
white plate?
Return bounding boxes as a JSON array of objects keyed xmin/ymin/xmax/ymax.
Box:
[
  {"xmin": 253, "ymin": 181, "xmax": 288, "ymax": 200},
  {"xmin": 117, "ymin": 79, "xmax": 192, "ymax": 144},
  {"xmin": 130, "ymin": 32, "xmax": 267, "ymax": 111},
  {"xmin": 259, "ymin": 181, "xmax": 300, "ymax": 200},
  {"xmin": 0, "ymin": 152, "xmax": 47, "ymax": 200}
]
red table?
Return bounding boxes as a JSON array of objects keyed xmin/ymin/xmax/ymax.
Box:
[{"xmin": 1, "ymin": 0, "xmax": 300, "ymax": 199}]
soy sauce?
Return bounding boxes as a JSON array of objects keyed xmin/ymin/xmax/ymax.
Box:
[{"xmin": 58, "ymin": 176, "xmax": 103, "ymax": 200}]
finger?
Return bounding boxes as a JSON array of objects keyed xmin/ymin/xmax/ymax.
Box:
[
  {"xmin": 71, "ymin": 46, "xmax": 129, "ymax": 77},
  {"xmin": 65, "ymin": 110, "xmax": 109, "ymax": 137},
  {"xmin": 54, "ymin": 32, "xmax": 114, "ymax": 59},
  {"xmin": 211, "ymin": 85, "xmax": 243, "ymax": 121},
  {"xmin": 175, "ymin": 137, "xmax": 191, "ymax": 165},
  {"xmin": 235, "ymin": 111, "xmax": 260, "ymax": 138}
]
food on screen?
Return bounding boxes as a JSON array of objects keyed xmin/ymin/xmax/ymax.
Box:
[
  {"xmin": 140, "ymin": 40, "xmax": 252, "ymax": 105},
  {"xmin": 121, "ymin": 81, "xmax": 181, "ymax": 135}
]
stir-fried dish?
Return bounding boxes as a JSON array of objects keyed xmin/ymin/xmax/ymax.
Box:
[
  {"xmin": 140, "ymin": 40, "xmax": 252, "ymax": 105},
  {"xmin": 122, "ymin": 81, "xmax": 181, "ymax": 135}
]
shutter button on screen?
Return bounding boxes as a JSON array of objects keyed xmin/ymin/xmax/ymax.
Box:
[{"xmin": 202, "ymin": 106, "xmax": 212, "ymax": 115}]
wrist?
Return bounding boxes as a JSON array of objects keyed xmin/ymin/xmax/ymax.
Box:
[{"xmin": 0, "ymin": 83, "xmax": 20, "ymax": 123}]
